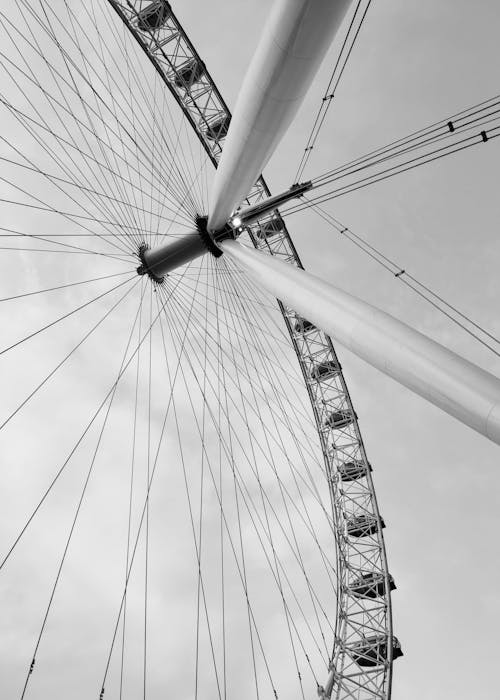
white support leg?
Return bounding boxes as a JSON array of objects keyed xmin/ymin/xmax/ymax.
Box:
[
  {"xmin": 208, "ymin": 0, "xmax": 352, "ymax": 232},
  {"xmin": 220, "ymin": 240, "xmax": 500, "ymax": 446}
]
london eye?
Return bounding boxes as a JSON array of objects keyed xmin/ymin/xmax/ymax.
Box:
[{"xmin": 0, "ymin": 2, "xmax": 499, "ymax": 699}]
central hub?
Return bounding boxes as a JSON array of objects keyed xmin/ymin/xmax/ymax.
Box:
[
  {"xmin": 136, "ymin": 214, "xmax": 234, "ymax": 281},
  {"xmin": 135, "ymin": 184, "xmax": 312, "ymax": 281}
]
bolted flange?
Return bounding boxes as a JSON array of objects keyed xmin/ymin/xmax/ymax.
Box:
[
  {"xmin": 195, "ymin": 214, "xmax": 225, "ymax": 257},
  {"xmin": 137, "ymin": 242, "xmax": 165, "ymax": 283}
]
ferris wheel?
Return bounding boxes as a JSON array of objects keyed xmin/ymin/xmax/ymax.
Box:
[{"xmin": 0, "ymin": 1, "xmax": 499, "ymax": 699}]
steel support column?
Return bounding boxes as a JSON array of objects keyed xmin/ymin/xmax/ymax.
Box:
[
  {"xmin": 221, "ymin": 239, "xmax": 500, "ymax": 445},
  {"xmin": 208, "ymin": 0, "xmax": 352, "ymax": 231}
]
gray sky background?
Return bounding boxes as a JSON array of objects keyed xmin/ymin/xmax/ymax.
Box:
[{"xmin": 0, "ymin": 1, "xmax": 499, "ymax": 699}]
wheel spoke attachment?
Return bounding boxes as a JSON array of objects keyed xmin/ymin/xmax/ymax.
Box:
[{"xmin": 136, "ymin": 182, "xmax": 311, "ymax": 280}]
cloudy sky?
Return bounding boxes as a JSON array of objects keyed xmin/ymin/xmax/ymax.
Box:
[{"xmin": 0, "ymin": 1, "xmax": 499, "ymax": 699}]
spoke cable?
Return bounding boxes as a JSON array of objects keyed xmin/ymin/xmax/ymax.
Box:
[
  {"xmin": 0, "ymin": 274, "xmax": 137, "ymax": 358},
  {"xmin": 306, "ymin": 200, "xmax": 500, "ymax": 358},
  {"xmin": 20, "ymin": 280, "xmax": 147, "ymax": 698},
  {"xmin": 0, "ymin": 277, "xmax": 140, "ymax": 433},
  {"xmin": 295, "ymin": 0, "xmax": 373, "ymax": 181}
]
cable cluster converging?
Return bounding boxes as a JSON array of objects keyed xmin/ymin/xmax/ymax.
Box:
[{"xmin": 284, "ymin": 95, "xmax": 500, "ymax": 216}]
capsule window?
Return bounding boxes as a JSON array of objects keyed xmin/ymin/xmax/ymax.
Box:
[
  {"xmin": 346, "ymin": 514, "xmax": 384, "ymax": 538},
  {"xmin": 204, "ymin": 114, "xmax": 231, "ymax": 142},
  {"xmin": 324, "ymin": 410, "xmax": 353, "ymax": 430},
  {"xmin": 255, "ymin": 217, "xmax": 285, "ymax": 240},
  {"xmin": 310, "ymin": 360, "xmax": 340, "ymax": 381},
  {"xmin": 350, "ymin": 571, "xmax": 396, "ymax": 598},
  {"xmin": 137, "ymin": 1, "xmax": 170, "ymax": 31},
  {"xmin": 338, "ymin": 460, "xmax": 371, "ymax": 482},
  {"xmin": 349, "ymin": 634, "xmax": 403, "ymax": 667},
  {"xmin": 173, "ymin": 58, "xmax": 204, "ymax": 89},
  {"xmin": 294, "ymin": 317, "xmax": 315, "ymax": 334}
]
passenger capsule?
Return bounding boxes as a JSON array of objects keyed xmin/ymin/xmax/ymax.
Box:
[
  {"xmin": 350, "ymin": 571, "xmax": 396, "ymax": 599},
  {"xmin": 349, "ymin": 635, "xmax": 403, "ymax": 667},
  {"xmin": 346, "ymin": 513, "xmax": 385, "ymax": 538},
  {"xmin": 324, "ymin": 410, "xmax": 354, "ymax": 430},
  {"xmin": 255, "ymin": 217, "xmax": 285, "ymax": 240},
  {"xmin": 204, "ymin": 114, "xmax": 231, "ymax": 142},
  {"xmin": 294, "ymin": 317, "xmax": 315, "ymax": 334},
  {"xmin": 137, "ymin": 1, "xmax": 170, "ymax": 31},
  {"xmin": 338, "ymin": 460, "xmax": 372, "ymax": 482},
  {"xmin": 310, "ymin": 359, "xmax": 341, "ymax": 381},
  {"xmin": 173, "ymin": 58, "xmax": 204, "ymax": 88}
]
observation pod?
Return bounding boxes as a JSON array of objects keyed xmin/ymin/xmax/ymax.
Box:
[
  {"xmin": 204, "ymin": 114, "xmax": 231, "ymax": 142},
  {"xmin": 294, "ymin": 317, "xmax": 316, "ymax": 334},
  {"xmin": 349, "ymin": 635, "xmax": 404, "ymax": 667},
  {"xmin": 310, "ymin": 359, "xmax": 341, "ymax": 381},
  {"xmin": 324, "ymin": 409, "xmax": 355, "ymax": 430},
  {"xmin": 173, "ymin": 58, "xmax": 204, "ymax": 89},
  {"xmin": 338, "ymin": 459, "xmax": 373, "ymax": 482},
  {"xmin": 346, "ymin": 513, "xmax": 385, "ymax": 538},
  {"xmin": 137, "ymin": 0, "xmax": 170, "ymax": 31},
  {"xmin": 255, "ymin": 216, "xmax": 285, "ymax": 241},
  {"xmin": 350, "ymin": 571, "xmax": 397, "ymax": 599}
]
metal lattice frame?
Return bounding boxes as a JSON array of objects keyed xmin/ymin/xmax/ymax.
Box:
[{"xmin": 106, "ymin": 1, "xmax": 400, "ymax": 697}]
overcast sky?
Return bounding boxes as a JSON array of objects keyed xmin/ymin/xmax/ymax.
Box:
[{"xmin": 0, "ymin": 1, "xmax": 499, "ymax": 699}]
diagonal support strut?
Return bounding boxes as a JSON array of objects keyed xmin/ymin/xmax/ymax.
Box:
[
  {"xmin": 208, "ymin": 0, "xmax": 353, "ymax": 231},
  {"xmin": 220, "ymin": 239, "xmax": 500, "ymax": 446}
]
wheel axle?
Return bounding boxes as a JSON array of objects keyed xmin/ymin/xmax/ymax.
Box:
[{"xmin": 136, "ymin": 214, "xmax": 227, "ymax": 282}]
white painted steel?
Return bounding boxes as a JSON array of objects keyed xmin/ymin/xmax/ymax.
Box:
[
  {"xmin": 208, "ymin": 0, "xmax": 352, "ymax": 232},
  {"xmin": 221, "ymin": 239, "xmax": 500, "ymax": 445}
]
